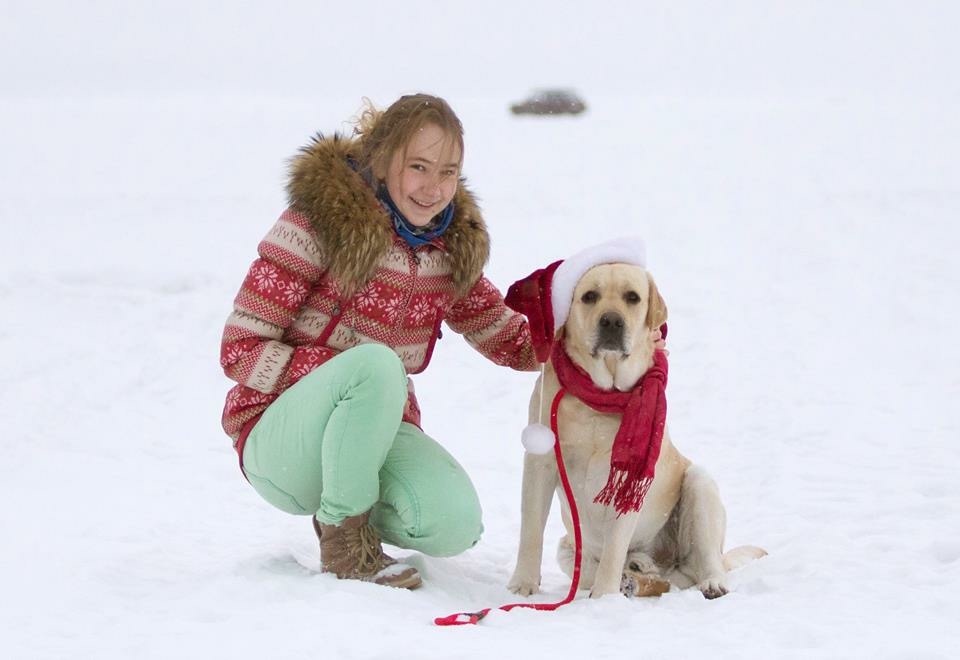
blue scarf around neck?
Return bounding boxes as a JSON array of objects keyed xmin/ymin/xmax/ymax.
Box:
[{"xmin": 377, "ymin": 184, "xmax": 455, "ymax": 249}]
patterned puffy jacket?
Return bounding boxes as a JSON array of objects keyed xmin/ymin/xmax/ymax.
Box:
[{"xmin": 220, "ymin": 135, "xmax": 538, "ymax": 459}]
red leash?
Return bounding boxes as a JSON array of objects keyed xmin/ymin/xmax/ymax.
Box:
[{"xmin": 435, "ymin": 387, "xmax": 582, "ymax": 626}]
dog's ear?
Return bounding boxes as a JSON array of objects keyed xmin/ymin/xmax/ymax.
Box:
[{"xmin": 645, "ymin": 273, "xmax": 668, "ymax": 329}]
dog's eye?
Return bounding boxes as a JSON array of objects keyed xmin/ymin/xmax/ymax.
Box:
[
  {"xmin": 623, "ymin": 291, "xmax": 641, "ymax": 305},
  {"xmin": 581, "ymin": 291, "xmax": 599, "ymax": 304}
]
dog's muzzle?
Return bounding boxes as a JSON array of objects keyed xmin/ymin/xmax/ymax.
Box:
[{"xmin": 594, "ymin": 311, "xmax": 626, "ymax": 354}]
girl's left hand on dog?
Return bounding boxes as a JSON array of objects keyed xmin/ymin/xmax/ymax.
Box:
[{"xmin": 650, "ymin": 328, "xmax": 669, "ymax": 355}]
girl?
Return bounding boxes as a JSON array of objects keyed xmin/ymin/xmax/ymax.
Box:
[{"xmin": 220, "ymin": 94, "xmax": 539, "ymax": 589}]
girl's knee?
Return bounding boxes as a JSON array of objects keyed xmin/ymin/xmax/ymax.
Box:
[
  {"xmin": 376, "ymin": 427, "xmax": 484, "ymax": 556},
  {"xmin": 415, "ymin": 499, "xmax": 484, "ymax": 557},
  {"xmin": 338, "ymin": 343, "xmax": 407, "ymax": 408},
  {"xmin": 378, "ymin": 488, "xmax": 483, "ymax": 557},
  {"xmin": 346, "ymin": 343, "xmax": 404, "ymax": 375}
]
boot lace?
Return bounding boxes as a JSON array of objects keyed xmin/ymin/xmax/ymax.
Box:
[{"xmin": 354, "ymin": 523, "xmax": 386, "ymax": 574}]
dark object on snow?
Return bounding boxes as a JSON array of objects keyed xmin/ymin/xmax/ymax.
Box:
[{"xmin": 510, "ymin": 90, "xmax": 587, "ymax": 116}]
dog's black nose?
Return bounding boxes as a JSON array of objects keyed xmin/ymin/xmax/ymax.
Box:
[
  {"xmin": 596, "ymin": 312, "xmax": 625, "ymax": 348},
  {"xmin": 599, "ymin": 312, "xmax": 624, "ymax": 330}
]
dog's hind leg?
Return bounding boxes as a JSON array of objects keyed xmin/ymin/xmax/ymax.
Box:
[{"xmin": 675, "ymin": 465, "xmax": 729, "ymax": 599}]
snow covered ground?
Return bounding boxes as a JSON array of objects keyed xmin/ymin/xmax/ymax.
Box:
[{"xmin": 2, "ymin": 2, "xmax": 959, "ymax": 659}]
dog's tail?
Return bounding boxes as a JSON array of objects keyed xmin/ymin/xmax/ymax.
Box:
[{"xmin": 722, "ymin": 545, "xmax": 768, "ymax": 572}]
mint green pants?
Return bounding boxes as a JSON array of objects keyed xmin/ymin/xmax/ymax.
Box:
[{"xmin": 242, "ymin": 343, "xmax": 483, "ymax": 557}]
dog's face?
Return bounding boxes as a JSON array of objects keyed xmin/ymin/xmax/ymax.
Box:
[{"xmin": 562, "ymin": 264, "xmax": 667, "ymax": 391}]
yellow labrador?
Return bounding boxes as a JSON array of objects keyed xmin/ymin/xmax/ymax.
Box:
[{"xmin": 508, "ymin": 263, "xmax": 765, "ymax": 599}]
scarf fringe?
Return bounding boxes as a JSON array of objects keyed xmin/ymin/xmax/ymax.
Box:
[{"xmin": 593, "ymin": 469, "xmax": 654, "ymax": 516}]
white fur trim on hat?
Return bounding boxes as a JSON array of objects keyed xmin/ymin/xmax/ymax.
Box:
[{"xmin": 550, "ymin": 237, "xmax": 647, "ymax": 329}]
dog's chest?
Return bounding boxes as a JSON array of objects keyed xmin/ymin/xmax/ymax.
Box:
[
  {"xmin": 556, "ymin": 397, "xmax": 624, "ymax": 505},
  {"xmin": 555, "ymin": 396, "xmax": 681, "ymax": 548}
]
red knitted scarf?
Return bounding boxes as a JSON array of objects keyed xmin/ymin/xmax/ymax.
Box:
[{"xmin": 551, "ymin": 340, "xmax": 669, "ymax": 516}]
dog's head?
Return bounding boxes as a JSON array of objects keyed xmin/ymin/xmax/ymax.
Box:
[{"xmin": 561, "ymin": 263, "xmax": 667, "ymax": 391}]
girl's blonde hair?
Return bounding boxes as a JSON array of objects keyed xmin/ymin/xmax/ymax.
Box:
[{"xmin": 353, "ymin": 94, "xmax": 464, "ymax": 181}]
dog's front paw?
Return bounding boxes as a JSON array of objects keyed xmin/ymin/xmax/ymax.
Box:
[
  {"xmin": 589, "ymin": 579, "xmax": 623, "ymax": 599},
  {"xmin": 507, "ymin": 573, "xmax": 540, "ymax": 596},
  {"xmin": 697, "ymin": 575, "xmax": 729, "ymax": 600}
]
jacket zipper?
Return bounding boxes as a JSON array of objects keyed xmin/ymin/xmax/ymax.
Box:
[{"xmin": 317, "ymin": 298, "xmax": 348, "ymax": 345}]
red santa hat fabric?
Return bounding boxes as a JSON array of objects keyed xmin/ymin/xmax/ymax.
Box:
[{"xmin": 505, "ymin": 237, "xmax": 647, "ymax": 363}]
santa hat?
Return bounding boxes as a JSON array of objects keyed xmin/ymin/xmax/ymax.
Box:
[
  {"xmin": 505, "ymin": 236, "xmax": 648, "ymax": 363},
  {"xmin": 505, "ymin": 237, "xmax": 648, "ymax": 454}
]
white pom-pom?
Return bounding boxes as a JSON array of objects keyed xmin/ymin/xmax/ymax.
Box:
[{"xmin": 521, "ymin": 423, "xmax": 556, "ymax": 454}]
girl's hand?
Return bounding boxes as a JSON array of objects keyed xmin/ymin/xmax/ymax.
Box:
[{"xmin": 650, "ymin": 328, "xmax": 669, "ymax": 355}]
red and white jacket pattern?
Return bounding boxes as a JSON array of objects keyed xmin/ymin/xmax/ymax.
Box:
[{"xmin": 220, "ymin": 135, "xmax": 538, "ymax": 456}]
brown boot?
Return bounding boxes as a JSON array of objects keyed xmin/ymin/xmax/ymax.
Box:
[{"xmin": 314, "ymin": 512, "xmax": 422, "ymax": 590}]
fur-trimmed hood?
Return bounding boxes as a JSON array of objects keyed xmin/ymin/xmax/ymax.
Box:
[{"xmin": 286, "ymin": 134, "xmax": 490, "ymax": 298}]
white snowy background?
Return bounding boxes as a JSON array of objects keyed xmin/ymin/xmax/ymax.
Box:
[{"xmin": 2, "ymin": 1, "xmax": 958, "ymax": 658}]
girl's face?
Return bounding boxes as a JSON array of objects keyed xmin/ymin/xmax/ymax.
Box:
[{"xmin": 385, "ymin": 123, "xmax": 461, "ymax": 227}]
